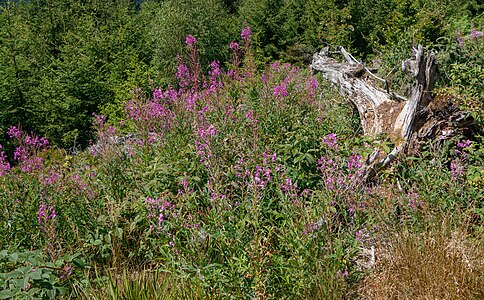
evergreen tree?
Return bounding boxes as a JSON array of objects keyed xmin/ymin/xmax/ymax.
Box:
[
  {"xmin": 0, "ymin": 1, "xmax": 33, "ymax": 146},
  {"xmin": 141, "ymin": 0, "xmax": 237, "ymax": 85}
]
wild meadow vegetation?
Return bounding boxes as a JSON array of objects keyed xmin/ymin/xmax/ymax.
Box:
[{"xmin": 0, "ymin": 0, "xmax": 483, "ymax": 299}]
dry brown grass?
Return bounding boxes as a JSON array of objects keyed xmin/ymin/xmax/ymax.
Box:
[{"xmin": 358, "ymin": 221, "xmax": 484, "ymax": 300}]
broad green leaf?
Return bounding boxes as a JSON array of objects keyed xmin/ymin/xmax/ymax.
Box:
[
  {"xmin": 0, "ymin": 290, "xmax": 13, "ymax": 299},
  {"xmin": 29, "ymin": 269, "xmax": 42, "ymax": 280},
  {"xmin": 5, "ymin": 270, "xmax": 22, "ymax": 280},
  {"xmin": 72, "ymin": 258, "xmax": 85, "ymax": 269},
  {"xmin": 10, "ymin": 253, "xmax": 18, "ymax": 262}
]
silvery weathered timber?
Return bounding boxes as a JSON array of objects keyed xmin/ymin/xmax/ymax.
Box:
[{"xmin": 311, "ymin": 45, "xmax": 473, "ymax": 180}]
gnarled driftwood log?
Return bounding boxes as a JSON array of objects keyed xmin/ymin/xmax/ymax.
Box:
[{"xmin": 310, "ymin": 45, "xmax": 473, "ymax": 180}]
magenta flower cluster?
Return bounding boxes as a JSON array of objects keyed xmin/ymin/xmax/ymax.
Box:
[
  {"xmin": 207, "ymin": 179, "xmax": 227, "ymax": 202},
  {"xmin": 280, "ymin": 177, "xmax": 299, "ymax": 201},
  {"xmin": 2, "ymin": 126, "xmax": 49, "ymax": 174},
  {"xmin": 305, "ymin": 77, "xmax": 319, "ymax": 97},
  {"xmin": 185, "ymin": 34, "xmax": 197, "ymax": 45},
  {"xmin": 177, "ymin": 63, "xmax": 191, "ymax": 88},
  {"xmin": 317, "ymin": 156, "xmax": 338, "ymax": 189},
  {"xmin": 232, "ymin": 151, "xmax": 298, "ymax": 207},
  {"xmin": 146, "ymin": 196, "xmax": 174, "ymax": 232},
  {"xmin": 195, "ymin": 123, "xmax": 219, "ymax": 163},
  {"xmin": 347, "ymin": 153, "xmax": 363, "ymax": 170},
  {"xmin": 7, "ymin": 126, "xmax": 21, "ymax": 138},
  {"xmin": 457, "ymin": 139, "xmax": 471, "ymax": 149},
  {"xmin": 37, "ymin": 203, "xmax": 57, "ymax": 224},
  {"xmin": 251, "ymin": 164, "xmax": 273, "ymax": 189},
  {"xmin": 273, "ymin": 84, "xmax": 288, "ymax": 98},
  {"xmin": 0, "ymin": 145, "xmax": 10, "ymax": 176},
  {"xmin": 470, "ymin": 29, "xmax": 483, "ymax": 39},
  {"xmin": 337, "ymin": 269, "xmax": 349, "ymax": 278},
  {"xmin": 316, "ymin": 133, "xmax": 369, "ymax": 216},
  {"xmin": 407, "ymin": 191, "xmax": 423, "ymax": 210},
  {"xmin": 241, "ymin": 26, "xmax": 252, "ymax": 43},
  {"xmin": 60, "ymin": 264, "xmax": 73, "ymax": 279},
  {"xmin": 456, "ymin": 29, "xmax": 483, "ymax": 46},
  {"xmin": 450, "ymin": 160, "xmax": 465, "ymax": 180},
  {"xmin": 245, "ymin": 110, "xmax": 259, "ymax": 127},
  {"xmin": 230, "ymin": 41, "xmax": 239, "ymax": 51},
  {"xmin": 355, "ymin": 228, "xmax": 370, "ymax": 242},
  {"xmin": 450, "ymin": 139, "xmax": 472, "ymax": 181},
  {"xmin": 37, "ymin": 203, "xmax": 59, "ymax": 260},
  {"xmin": 302, "ymin": 221, "xmax": 322, "ymax": 235},
  {"xmin": 322, "ymin": 133, "xmax": 338, "ymax": 150},
  {"xmin": 124, "ymin": 94, "xmax": 175, "ymax": 135},
  {"xmin": 271, "ymin": 61, "xmax": 281, "ymax": 71},
  {"xmin": 207, "ymin": 60, "xmax": 222, "ymax": 92}
]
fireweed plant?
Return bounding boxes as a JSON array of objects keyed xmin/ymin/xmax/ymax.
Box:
[{"xmin": 0, "ymin": 26, "xmax": 482, "ymax": 299}]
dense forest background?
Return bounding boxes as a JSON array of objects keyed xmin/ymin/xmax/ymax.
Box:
[{"xmin": 0, "ymin": 0, "xmax": 482, "ymax": 150}]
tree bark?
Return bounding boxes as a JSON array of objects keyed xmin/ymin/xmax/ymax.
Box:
[{"xmin": 310, "ymin": 45, "xmax": 473, "ymax": 180}]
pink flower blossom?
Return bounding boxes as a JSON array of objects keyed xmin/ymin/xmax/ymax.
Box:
[
  {"xmin": 456, "ymin": 37, "xmax": 464, "ymax": 47},
  {"xmin": 470, "ymin": 29, "xmax": 483, "ymax": 39},
  {"xmin": 185, "ymin": 34, "xmax": 197, "ymax": 45},
  {"xmin": 229, "ymin": 41, "xmax": 239, "ymax": 50},
  {"xmin": 0, "ymin": 145, "xmax": 10, "ymax": 176},
  {"xmin": 241, "ymin": 26, "xmax": 252, "ymax": 42},
  {"xmin": 14, "ymin": 146, "xmax": 28, "ymax": 161},
  {"xmin": 450, "ymin": 160, "xmax": 464, "ymax": 180},
  {"xmin": 271, "ymin": 61, "xmax": 281, "ymax": 71},
  {"xmin": 356, "ymin": 229, "xmax": 370, "ymax": 242},
  {"xmin": 306, "ymin": 77, "xmax": 318, "ymax": 96},
  {"xmin": 153, "ymin": 88, "xmax": 164, "ymax": 101},
  {"xmin": 407, "ymin": 191, "xmax": 423, "ymax": 209},
  {"xmin": 347, "ymin": 154, "xmax": 363, "ymax": 170},
  {"xmin": 185, "ymin": 92, "xmax": 198, "ymax": 111},
  {"xmin": 209, "ymin": 60, "xmax": 221, "ymax": 78},
  {"xmin": 60, "ymin": 264, "xmax": 72, "ymax": 279},
  {"xmin": 93, "ymin": 114, "xmax": 106, "ymax": 125},
  {"xmin": 21, "ymin": 156, "xmax": 43, "ymax": 172},
  {"xmin": 337, "ymin": 269, "xmax": 349, "ymax": 278},
  {"xmin": 457, "ymin": 139, "xmax": 471, "ymax": 149},
  {"xmin": 7, "ymin": 126, "xmax": 21, "ymax": 139},
  {"xmin": 322, "ymin": 133, "xmax": 338, "ymax": 150},
  {"xmin": 176, "ymin": 63, "xmax": 191, "ymax": 88},
  {"xmin": 37, "ymin": 204, "xmax": 56, "ymax": 223},
  {"xmin": 245, "ymin": 110, "xmax": 259, "ymax": 125},
  {"xmin": 208, "ymin": 60, "xmax": 222, "ymax": 92},
  {"xmin": 273, "ymin": 84, "xmax": 288, "ymax": 98}
]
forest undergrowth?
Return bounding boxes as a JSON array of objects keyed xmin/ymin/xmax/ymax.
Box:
[{"xmin": 0, "ymin": 26, "xmax": 483, "ymax": 300}]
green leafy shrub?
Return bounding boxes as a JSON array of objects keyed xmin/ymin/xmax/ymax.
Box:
[{"xmin": 0, "ymin": 250, "xmax": 83, "ymax": 300}]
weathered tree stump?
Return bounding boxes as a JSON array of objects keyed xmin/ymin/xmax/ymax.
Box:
[{"xmin": 311, "ymin": 45, "xmax": 473, "ymax": 180}]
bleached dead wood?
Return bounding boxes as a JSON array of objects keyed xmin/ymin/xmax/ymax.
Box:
[{"xmin": 311, "ymin": 45, "xmax": 473, "ymax": 180}]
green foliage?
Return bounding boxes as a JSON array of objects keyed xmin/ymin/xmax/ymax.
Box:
[
  {"xmin": 4, "ymin": 36, "xmax": 482, "ymax": 297},
  {"xmin": 0, "ymin": 2, "xmax": 33, "ymax": 136},
  {"xmin": 238, "ymin": 0, "xmax": 354, "ymax": 64},
  {"xmin": 1, "ymin": 0, "xmax": 481, "ymax": 150},
  {"xmin": 141, "ymin": 0, "xmax": 237, "ymax": 85},
  {"xmin": 0, "ymin": 2, "xmax": 483, "ymax": 298},
  {"xmin": 0, "ymin": 250, "xmax": 83, "ymax": 300},
  {"xmin": 77, "ymin": 268, "xmax": 207, "ymax": 300},
  {"xmin": 435, "ymin": 29, "xmax": 484, "ymax": 125},
  {"xmin": 0, "ymin": 0, "xmax": 151, "ymax": 148}
]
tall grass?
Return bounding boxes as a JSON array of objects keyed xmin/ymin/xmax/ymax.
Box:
[
  {"xmin": 76, "ymin": 268, "xmax": 207, "ymax": 300},
  {"xmin": 359, "ymin": 216, "xmax": 484, "ymax": 299}
]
